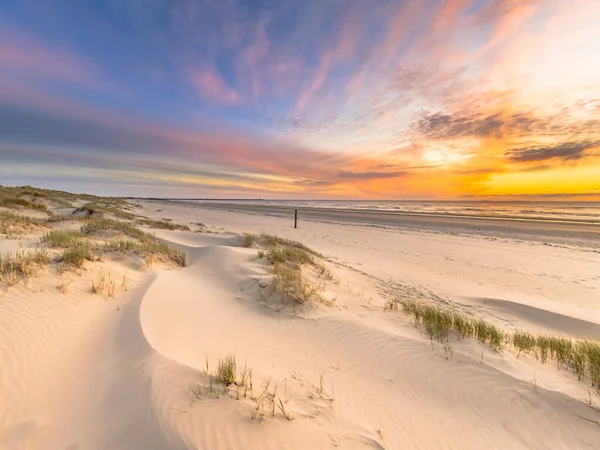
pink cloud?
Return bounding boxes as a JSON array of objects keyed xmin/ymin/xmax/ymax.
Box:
[
  {"xmin": 188, "ymin": 66, "xmax": 239, "ymax": 104},
  {"xmin": 0, "ymin": 22, "xmax": 107, "ymax": 90}
]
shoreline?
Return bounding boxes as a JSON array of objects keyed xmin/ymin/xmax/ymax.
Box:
[{"xmin": 157, "ymin": 200, "xmax": 600, "ymax": 250}]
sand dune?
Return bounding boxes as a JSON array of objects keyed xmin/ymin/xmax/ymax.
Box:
[{"xmin": 1, "ymin": 193, "xmax": 600, "ymax": 449}]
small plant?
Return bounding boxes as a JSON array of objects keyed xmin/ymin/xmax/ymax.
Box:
[
  {"xmin": 256, "ymin": 250, "xmax": 265, "ymax": 259},
  {"xmin": 92, "ymin": 272, "xmax": 107, "ymax": 294},
  {"xmin": 121, "ymin": 272, "xmax": 130, "ymax": 291},
  {"xmin": 216, "ymin": 354, "xmax": 237, "ymax": 386},
  {"xmin": 60, "ymin": 241, "xmax": 95, "ymax": 268},
  {"xmin": 242, "ymin": 233, "xmax": 256, "ymax": 248},
  {"xmin": 137, "ymin": 218, "xmax": 190, "ymax": 231},
  {"xmin": 59, "ymin": 279, "xmax": 72, "ymax": 293}
]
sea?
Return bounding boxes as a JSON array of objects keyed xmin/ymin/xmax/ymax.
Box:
[{"xmin": 185, "ymin": 200, "xmax": 600, "ymax": 223}]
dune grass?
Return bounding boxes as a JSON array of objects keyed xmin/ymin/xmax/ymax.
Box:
[
  {"xmin": 216, "ymin": 354, "xmax": 237, "ymax": 386},
  {"xmin": 104, "ymin": 239, "xmax": 186, "ymax": 267},
  {"xmin": 59, "ymin": 241, "xmax": 97, "ymax": 268},
  {"xmin": 242, "ymin": 233, "xmax": 256, "ymax": 248},
  {"xmin": 73, "ymin": 201, "xmax": 135, "ymax": 220},
  {"xmin": 0, "ymin": 211, "xmax": 47, "ymax": 236},
  {"xmin": 41, "ymin": 229, "xmax": 83, "ymax": 248},
  {"xmin": 386, "ymin": 297, "xmax": 600, "ymax": 392},
  {"xmin": 0, "ymin": 197, "xmax": 49, "ymax": 213},
  {"xmin": 259, "ymin": 233, "xmax": 322, "ymax": 257},
  {"xmin": 137, "ymin": 218, "xmax": 190, "ymax": 231},
  {"xmin": 267, "ymin": 264, "xmax": 323, "ymax": 304},
  {"xmin": 0, "ymin": 249, "xmax": 49, "ymax": 286},
  {"xmin": 81, "ymin": 218, "xmax": 148, "ymax": 240},
  {"xmin": 240, "ymin": 233, "xmax": 332, "ymax": 305}
]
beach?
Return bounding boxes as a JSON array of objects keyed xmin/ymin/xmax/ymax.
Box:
[{"xmin": 1, "ymin": 189, "xmax": 599, "ymax": 449}]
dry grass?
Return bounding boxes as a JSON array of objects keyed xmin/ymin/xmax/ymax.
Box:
[
  {"xmin": 386, "ymin": 297, "xmax": 600, "ymax": 392},
  {"xmin": 267, "ymin": 264, "xmax": 323, "ymax": 304},
  {"xmin": 58, "ymin": 279, "xmax": 72, "ymax": 293},
  {"xmin": 0, "ymin": 249, "xmax": 49, "ymax": 286},
  {"xmin": 241, "ymin": 234, "xmax": 332, "ymax": 305},
  {"xmin": 0, "ymin": 211, "xmax": 46, "ymax": 237},
  {"xmin": 242, "ymin": 233, "xmax": 256, "ymax": 248}
]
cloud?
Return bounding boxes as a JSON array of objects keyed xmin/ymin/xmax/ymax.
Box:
[
  {"xmin": 188, "ymin": 66, "xmax": 239, "ymax": 104},
  {"xmin": 0, "ymin": 22, "xmax": 111, "ymax": 91},
  {"xmin": 504, "ymin": 140, "xmax": 600, "ymax": 162},
  {"xmin": 414, "ymin": 111, "xmax": 504, "ymax": 140},
  {"xmin": 338, "ymin": 170, "xmax": 408, "ymax": 180}
]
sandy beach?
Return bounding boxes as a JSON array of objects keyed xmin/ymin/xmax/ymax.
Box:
[{"xmin": 1, "ymin": 188, "xmax": 600, "ymax": 449}]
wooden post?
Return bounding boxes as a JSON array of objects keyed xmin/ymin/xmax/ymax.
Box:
[{"xmin": 294, "ymin": 209, "xmax": 298, "ymax": 228}]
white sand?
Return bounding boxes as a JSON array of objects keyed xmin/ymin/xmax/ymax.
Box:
[{"xmin": 1, "ymin": 200, "xmax": 599, "ymax": 449}]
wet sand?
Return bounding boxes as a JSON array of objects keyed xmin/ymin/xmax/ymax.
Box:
[{"xmin": 166, "ymin": 201, "xmax": 600, "ymax": 250}]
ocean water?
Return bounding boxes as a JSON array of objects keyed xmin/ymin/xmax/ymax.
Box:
[{"xmin": 189, "ymin": 200, "xmax": 600, "ymax": 223}]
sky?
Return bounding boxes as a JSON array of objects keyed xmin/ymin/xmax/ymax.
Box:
[{"xmin": 1, "ymin": 0, "xmax": 599, "ymax": 200}]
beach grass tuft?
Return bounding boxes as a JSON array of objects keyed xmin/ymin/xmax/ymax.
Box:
[
  {"xmin": 216, "ymin": 354, "xmax": 237, "ymax": 386},
  {"xmin": 242, "ymin": 233, "xmax": 256, "ymax": 248},
  {"xmin": 0, "ymin": 249, "xmax": 50, "ymax": 286},
  {"xmin": 137, "ymin": 218, "xmax": 190, "ymax": 231},
  {"xmin": 41, "ymin": 229, "xmax": 83, "ymax": 248},
  {"xmin": 385, "ymin": 297, "xmax": 600, "ymax": 392},
  {"xmin": 59, "ymin": 241, "xmax": 97, "ymax": 268}
]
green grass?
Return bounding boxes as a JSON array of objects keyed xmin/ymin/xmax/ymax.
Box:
[
  {"xmin": 259, "ymin": 233, "xmax": 322, "ymax": 257},
  {"xmin": 41, "ymin": 229, "xmax": 83, "ymax": 248},
  {"xmin": 81, "ymin": 218, "xmax": 148, "ymax": 241},
  {"xmin": 59, "ymin": 241, "xmax": 96, "ymax": 268},
  {"xmin": 386, "ymin": 298, "xmax": 600, "ymax": 392},
  {"xmin": 73, "ymin": 201, "xmax": 135, "ymax": 220},
  {"xmin": 266, "ymin": 246, "xmax": 315, "ymax": 268},
  {"xmin": 0, "ymin": 197, "xmax": 49, "ymax": 213},
  {"xmin": 216, "ymin": 354, "xmax": 237, "ymax": 386},
  {"xmin": 137, "ymin": 218, "xmax": 190, "ymax": 231},
  {"xmin": 104, "ymin": 240, "xmax": 186, "ymax": 267},
  {"xmin": 249, "ymin": 234, "xmax": 330, "ymax": 305}
]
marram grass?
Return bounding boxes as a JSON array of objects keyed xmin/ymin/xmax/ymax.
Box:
[{"xmin": 385, "ymin": 298, "xmax": 600, "ymax": 392}]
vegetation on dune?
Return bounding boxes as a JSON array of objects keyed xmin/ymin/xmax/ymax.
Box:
[
  {"xmin": 244, "ymin": 233, "xmax": 334, "ymax": 305},
  {"xmin": 73, "ymin": 201, "xmax": 135, "ymax": 220},
  {"xmin": 0, "ymin": 211, "xmax": 47, "ymax": 237},
  {"xmin": 385, "ymin": 297, "xmax": 600, "ymax": 393},
  {"xmin": 137, "ymin": 218, "xmax": 190, "ymax": 231},
  {"xmin": 242, "ymin": 233, "xmax": 256, "ymax": 248},
  {"xmin": 84, "ymin": 218, "xmax": 186, "ymax": 267},
  {"xmin": 81, "ymin": 218, "xmax": 148, "ymax": 240},
  {"xmin": 0, "ymin": 197, "xmax": 50, "ymax": 213},
  {"xmin": 41, "ymin": 229, "xmax": 84, "ymax": 248},
  {"xmin": 59, "ymin": 241, "xmax": 98, "ymax": 268},
  {"xmin": 104, "ymin": 239, "xmax": 186, "ymax": 267},
  {"xmin": 0, "ymin": 249, "xmax": 49, "ymax": 286}
]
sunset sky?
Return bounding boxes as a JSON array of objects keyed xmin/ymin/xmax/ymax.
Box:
[{"xmin": 1, "ymin": 0, "xmax": 599, "ymax": 199}]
